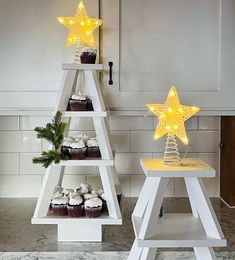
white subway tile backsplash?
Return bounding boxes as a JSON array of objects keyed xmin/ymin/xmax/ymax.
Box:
[
  {"xmin": 0, "ymin": 153, "xmax": 19, "ymax": 174},
  {"xmin": 86, "ymin": 175, "xmax": 102, "ymax": 191},
  {"xmin": 109, "ymin": 116, "xmax": 154, "ymax": 131},
  {"xmin": 20, "ymin": 153, "xmax": 45, "ymax": 174},
  {"xmin": 64, "ymin": 166, "xmax": 97, "ymax": 175},
  {"xmin": 0, "ymin": 131, "xmax": 41, "ymax": 152},
  {"xmin": 198, "ymin": 153, "xmax": 220, "ymax": 174},
  {"xmin": 20, "ymin": 116, "xmax": 51, "ymax": 130},
  {"xmin": 119, "ymin": 175, "xmax": 131, "ymax": 197},
  {"xmin": 111, "ymin": 131, "xmax": 131, "ymax": 152},
  {"xmin": 185, "ymin": 117, "xmax": 198, "ymax": 130},
  {"xmin": 70, "ymin": 118, "xmax": 94, "ymax": 131},
  {"xmin": 130, "ymin": 175, "xmax": 145, "ymax": 197},
  {"xmin": 0, "ymin": 175, "xmax": 41, "ymax": 197},
  {"xmin": 115, "ymin": 153, "xmax": 152, "ymax": 175},
  {"xmin": 199, "ymin": 116, "xmax": 220, "ymax": 130},
  {"xmin": 0, "ymin": 116, "xmax": 19, "ymax": 130},
  {"xmin": 131, "ymin": 131, "xmax": 165, "ymax": 152}
]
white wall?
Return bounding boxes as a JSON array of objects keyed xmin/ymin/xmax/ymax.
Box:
[{"xmin": 0, "ymin": 115, "xmax": 220, "ymax": 198}]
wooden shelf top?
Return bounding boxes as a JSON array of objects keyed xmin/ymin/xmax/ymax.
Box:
[
  {"xmin": 62, "ymin": 111, "xmax": 107, "ymax": 118},
  {"xmin": 62, "ymin": 63, "xmax": 103, "ymax": 71},
  {"xmin": 53, "ymin": 159, "xmax": 113, "ymax": 166},
  {"xmin": 32, "ymin": 215, "xmax": 122, "ymax": 225},
  {"xmin": 133, "ymin": 214, "xmax": 226, "ymax": 248},
  {"xmin": 140, "ymin": 158, "xmax": 215, "ymax": 177}
]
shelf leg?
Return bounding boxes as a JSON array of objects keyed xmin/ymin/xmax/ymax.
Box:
[
  {"xmin": 127, "ymin": 239, "xmax": 143, "ymax": 260},
  {"xmin": 99, "ymin": 166, "xmax": 121, "ymax": 219},
  {"xmin": 184, "ymin": 177, "xmax": 224, "ymax": 239},
  {"xmin": 194, "ymin": 247, "xmax": 216, "ymax": 260},
  {"xmin": 139, "ymin": 177, "xmax": 169, "ymax": 240},
  {"xmin": 140, "ymin": 248, "xmax": 157, "ymax": 260},
  {"xmin": 58, "ymin": 222, "xmax": 102, "ymax": 242},
  {"xmin": 185, "ymin": 178, "xmax": 198, "ymax": 217}
]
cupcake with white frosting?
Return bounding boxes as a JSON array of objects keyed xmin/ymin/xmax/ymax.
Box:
[
  {"xmin": 51, "ymin": 196, "xmax": 68, "ymax": 216},
  {"xmin": 63, "ymin": 188, "xmax": 74, "ymax": 196},
  {"xmin": 69, "ymin": 140, "xmax": 87, "ymax": 160},
  {"xmin": 87, "ymin": 137, "xmax": 101, "ymax": 158},
  {"xmin": 85, "ymin": 197, "xmax": 103, "ymax": 218},
  {"xmin": 61, "ymin": 136, "xmax": 74, "ymax": 158},
  {"xmin": 75, "ymin": 133, "xmax": 89, "ymax": 144},
  {"xmin": 83, "ymin": 193, "xmax": 98, "ymax": 201},
  {"xmin": 80, "ymin": 47, "xmax": 97, "ymax": 64},
  {"xmin": 77, "ymin": 183, "xmax": 91, "ymax": 195},
  {"xmin": 100, "ymin": 192, "xmax": 108, "ymax": 213},
  {"xmin": 67, "ymin": 195, "xmax": 84, "ymax": 217},
  {"xmin": 68, "ymin": 91, "xmax": 88, "ymax": 111}
]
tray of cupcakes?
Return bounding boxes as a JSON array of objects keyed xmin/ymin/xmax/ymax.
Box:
[
  {"xmin": 67, "ymin": 91, "xmax": 94, "ymax": 112},
  {"xmin": 48, "ymin": 183, "xmax": 121, "ymax": 218},
  {"xmin": 61, "ymin": 134, "xmax": 101, "ymax": 160}
]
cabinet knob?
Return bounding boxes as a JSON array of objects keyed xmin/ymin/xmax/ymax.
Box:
[
  {"xmin": 220, "ymin": 142, "xmax": 225, "ymax": 149},
  {"xmin": 108, "ymin": 62, "xmax": 113, "ymax": 85}
]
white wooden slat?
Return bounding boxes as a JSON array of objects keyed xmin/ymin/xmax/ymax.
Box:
[
  {"xmin": 99, "ymin": 166, "xmax": 121, "ymax": 219},
  {"xmin": 62, "ymin": 63, "xmax": 103, "ymax": 71},
  {"xmin": 140, "ymin": 248, "xmax": 157, "ymax": 260},
  {"xmin": 132, "ymin": 177, "xmax": 153, "ymax": 218},
  {"xmin": 127, "ymin": 239, "xmax": 142, "ymax": 260},
  {"xmin": 33, "ymin": 165, "xmax": 62, "ymax": 218},
  {"xmin": 194, "ymin": 247, "xmax": 216, "ymax": 260},
  {"xmin": 184, "ymin": 178, "xmax": 199, "ymax": 218},
  {"xmin": 184, "ymin": 177, "xmax": 224, "ymax": 239},
  {"xmin": 138, "ymin": 177, "xmax": 169, "ymax": 240}
]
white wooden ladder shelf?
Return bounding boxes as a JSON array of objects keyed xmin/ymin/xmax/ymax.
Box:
[
  {"xmin": 31, "ymin": 63, "xmax": 122, "ymax": 242},
  {"xmin": 128, "ymin": 158, "xmax": 227, "ymax": 260}
]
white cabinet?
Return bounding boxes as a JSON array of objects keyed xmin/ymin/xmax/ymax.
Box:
[{"xmin": 101, "ymin": 0, "xmax": 235, "ymax": 113}]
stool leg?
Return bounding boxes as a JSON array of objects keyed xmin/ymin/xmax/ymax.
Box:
[
  {"xmin": 127, "ymin": 239, "xmax": 143, "ymax": 260},
  {"xmin": 194, "ymin": 247, "xmax": 216, "ymax": 260},
  {"xmin": 140, "ymin": 248, "xmax": 157, "ymax": 260}
]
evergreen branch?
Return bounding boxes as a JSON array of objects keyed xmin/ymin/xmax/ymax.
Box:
[{"xmin": 32, "ymin": 150, "xmax": 69, "ymax": 168}]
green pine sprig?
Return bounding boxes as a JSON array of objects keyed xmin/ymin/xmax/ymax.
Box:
[
  {"xmin": 34, "ymin": 111, "xmax": 67, "ymax": 150},
  {"xmin": 32, "ymin": 111, "xmax": 68, "ymax": 168},
  {"xmin": 33, "ymin": 150, "xmax": 68, "ymax": 168}
]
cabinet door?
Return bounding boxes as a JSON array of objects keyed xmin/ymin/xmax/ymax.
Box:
[
  {"xmin": 101, "ymin": 0, "xmax": 235, "ymax": 112},
  {"xmin": 0, "ymin": 0, "xmax": 99, "ymax": 109}
]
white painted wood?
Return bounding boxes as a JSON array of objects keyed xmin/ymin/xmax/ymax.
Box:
[
  {"xmin": 32, "ymin": 65, "xmax": 122, "ymax": 241},
  {"xmin": 139, "ymin": 177, "xmax": 169, "ymax": 240},
  {"xmin": 127, "ymin": 239, "xmax": 142, "ymax": 260},
  {"xmin": 132, "ymin": 177, "xmax": 154, "ymax": 218},
  {"xmin": 102, "ymin": 0, "xmax": 235, "ymax": 112},
  {"xmin": 84, "ymin": 70, "xmax": 106, "ymax": 111},
  {"xmin": 184, "ymin": 177, "xmax": 224, "ymax": 239},
  {"xmin": 58, "ymin": 222, "xmax": 102, "ymax": 242},
  {"xmin": 62, "ymin": 111, "xmax": 107, "ymax": 117},
  {"xmin": 31, "ymin": 215, "xmax": 122, "ymax": 225},
  {"xmin": 140, "ymin": 158, "xmax": 215, "ymax": 177},
  {"xmin": 62, "ymin": 63, "xmax": 103, "ymax": 71},
  {"xmin": 52, "ymin": 159, "xmax": 114, "ymax": 166},
  {"xmin": 56, "ymin": 70, "xmax": 77, "ymax": 112},
  {"xmin": 99, "ymin": 166, "xmax": 121, "ymax": 218},
  {"xmin": 140, "ymin": 248, "xmax": 157, "ymax": 260},
  {"xmin": 33, "ymin": 165, "xmax": 62, "ymax": 218},
  {"xmin": 194, "ymin": 247, "xmax": 216, "ymax": 260},
  {"xmin": 185, "ymin": 180, "xmax": 199, "ymax": 218}
]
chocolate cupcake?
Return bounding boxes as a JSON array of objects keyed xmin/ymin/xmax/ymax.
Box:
[
  {"xmin": 115, "ymin": 185, "xmax": 122, "ymax": 205},
  {"xmin": 69, "ymin": 140, "xmax": 87, "ymax": 160},
  {"xmin": 87, "ymin": 98, "xmax": 94, "ymax": 111},
  {"xmin": 100, "ymin": 193, "xmax": 108, "ymax": 213},
  {"xmin": 67, "ymin": 195, "xmax": 84, "ymax": 217},
  {"xmin": 80, "ymin": 47, "xmax": 97, "ymax": 64},
  {"xmin": 61, "ymin": 137, "xmax": 74, "ymax": 158},
  {"xmin": 63, "ymin": 188, "xmax": 74, "ymax": 197},
  {"xmin": 85, "ymin": 198, "xmax": 103, "ymax": 218},
  {"xmin": 68, "ymin": 92, "xmax": 88, "ymax": 111},
  {"xmin": 75, "ymin": 134, "xmax": 89, "ymax": 145},
  {"xmin": 48, "ymin": 188, "xmax": 64, "ymax": 216},
  {"xmin": 87, "ymin": 138, "xmax": 101, "ymax": 158},
  {"xmin": 51, "ymin": 196, "xmax": 68, "ymax": 216}
]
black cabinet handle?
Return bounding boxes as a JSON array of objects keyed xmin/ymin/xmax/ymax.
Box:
[
  {"xmin": 220, "ymin": 142, "xmax": 225, "ymax": 149},
  {"xmin": 108, "ymin": 62, "xmax": 113, "ymax": 85}
]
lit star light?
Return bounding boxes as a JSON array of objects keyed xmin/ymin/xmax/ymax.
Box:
[
  {"xmin": 147, "ymin": 86, "xmax": 200, "ymax": 145},
  {"xmin": 57, "ymin": 0, "xmax": 103, "ymax": 47}
]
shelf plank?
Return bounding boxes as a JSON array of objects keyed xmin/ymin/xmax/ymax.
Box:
[
  {"xmin": 140, "ymin": 158, "xmax": 215, "ymax": 177},
  {"xmin": 62, "ymin": 63, "xmax": 103, "ymax": 71},
  {"xmin": 61, "ymin": 111, "xmax": 107, "ymax": 117},
  {"xmin": 133, "ymin": 214, "xmax": 226, "ymax": 248},
  {"xmin": 31, "ymin": 215, "xmax": 122, "ymax": 225},
  {"xmin": 53, "ymin": 159, "xmax": 114, "ymax": 166}
]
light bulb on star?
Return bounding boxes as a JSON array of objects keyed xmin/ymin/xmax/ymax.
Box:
[
  {"xmin": 147, "ymin": 86, "xmax": 200, "ymax": 145},
  {"xmin": 57, "ymin": 0, "xmax": 103, "ymax": 47}
]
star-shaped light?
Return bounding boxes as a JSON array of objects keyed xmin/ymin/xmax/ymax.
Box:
[
  {"xmin": 57, "ymin": 0, "xmax": 103, "ymax": 47},
  {"xmin": 147, "ymin": 86, "xmax": 200, "ymax": 145}
]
